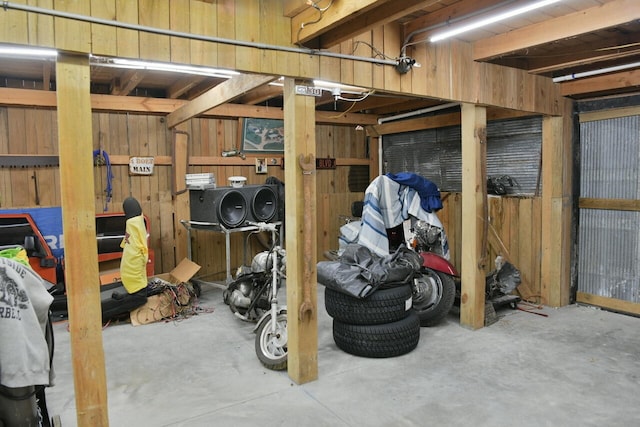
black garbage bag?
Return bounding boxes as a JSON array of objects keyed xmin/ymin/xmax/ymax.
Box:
[{"xmin": 317, "ymin": 244, "xmax": 422, "ymax": 299}]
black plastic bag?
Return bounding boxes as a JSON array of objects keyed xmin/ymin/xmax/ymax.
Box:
[{"xmin": 317, "ymin": 244, "xmax": 421, "ymax": 299}]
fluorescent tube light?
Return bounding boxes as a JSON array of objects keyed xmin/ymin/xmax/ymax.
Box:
[
  {"xmin": 553, "ymin": 61, "xmax": 640, "ymax": 83},
  {"xmin": 430, "ymin": 0, "xmax": 561, "ymax": 42},
  {"xmin": 0, "ymin": 45, "xmax": 57, "ymax": 57},
  {"xmin": 90, "ymin": 56, "xmax": 240, "ymax": 79},
  {"xmin": 313, "ymin": 80, "xmax": 367, "ymax": 94}
]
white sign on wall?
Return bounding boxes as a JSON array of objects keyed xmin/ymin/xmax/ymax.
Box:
[{"xmin": 129, "ymin": 157, "xmax": 155, "ymax": 175}]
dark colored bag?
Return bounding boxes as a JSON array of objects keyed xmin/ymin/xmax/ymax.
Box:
[{"xmin": 317, "ymin": 244, "xmax": 421, "ymax": 299}]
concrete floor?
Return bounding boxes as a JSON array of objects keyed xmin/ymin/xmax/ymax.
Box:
[{"xmin": 46, "ymin": 284, "xmax": 640, "ymax": 427}]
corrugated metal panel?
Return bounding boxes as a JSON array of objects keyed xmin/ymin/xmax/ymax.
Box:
[
  {"xmin": 578, "ymin": 114, "xmax": 640, "ymax": 303},
  {"xmin": 383, "ymin": 116, "xmax": 542, "ymax": 195},
  {"xmin": 580, "ymin": 116, "xmax": 640, "ymax": 199},
  {"xmin": 578, "ymin": 209, "xmax": 640, "ymax": 302}
]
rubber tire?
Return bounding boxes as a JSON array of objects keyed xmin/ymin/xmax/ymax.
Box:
[
  {"xmin": 255, "ymin": 312, "xmax": 288, "ymax": 371},
  {"xmin": 324, "ymin": 285, "xmax": 413, "ymax": 325},
  {"xmin": 412, "ymin": 269, "xmax": 456, "ymax": 327},
  {"xmin": 332, "ymin": 311, "xmax": 421, "ymax": 358}
]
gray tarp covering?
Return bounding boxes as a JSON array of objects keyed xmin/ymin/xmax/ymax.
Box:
[{"xmin": 317, "ymin": 244, "xmax": 421, "ymax": 299}]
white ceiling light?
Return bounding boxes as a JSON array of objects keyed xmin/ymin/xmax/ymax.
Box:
[
  {"xmin": 313, "ymin": 80, "xmax": 367, "ymax": 94},
  {"xmin": 90, "ymin": 56, "xmax": 240, "ymax": 79},
  {"xmin": 0, "ymin": 45, "xmax": 57, "ymax": 57},
  {"xmin": 429, "ymin": 0, "xmax": 562, "ymax": 42}
]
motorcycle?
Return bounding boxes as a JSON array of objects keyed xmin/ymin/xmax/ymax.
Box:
[
  {"xmin": 223, "ymin": 222, "xmax": 288, "ymax": 371},
  {"xmin": 337, "ymin": 198, "xmax": 458, "ymax": 327},
  {"xmin": 394, "ymin": 212, "xmax": 458, "ymax": 327}
]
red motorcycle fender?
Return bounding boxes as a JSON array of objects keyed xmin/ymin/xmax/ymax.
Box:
[{"xmin": 420, "ymin": 252, "xmax": 459, "ymax": 277}]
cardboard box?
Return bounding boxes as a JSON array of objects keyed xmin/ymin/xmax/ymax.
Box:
[
  {"xmin": 129, "ymin": 258, "xmax": 201, "ymax": 326},
  {"xmin": 151, "ymin": 258, "xmax": 201, "ymax": 285}
]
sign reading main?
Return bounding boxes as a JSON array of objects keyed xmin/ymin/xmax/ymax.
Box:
[{"xmin": 129, "ymin": 157, "xmax": 155, "ymax": 175}]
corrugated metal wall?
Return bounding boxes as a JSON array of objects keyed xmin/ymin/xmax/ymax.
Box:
[
  {"xmin": 383, "ymin": 116, "xmax": 542, "ymax": 195},
  {"xmin": 578, "ymin": 116, "xmax": 640, "ymax": 303}
]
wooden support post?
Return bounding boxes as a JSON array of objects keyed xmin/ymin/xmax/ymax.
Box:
[
  {"xmin": 460, "ymin": 103, "xmax": 487, "ymax": 330},
  {"xmin": 283, "ymin": 77, "xmax": 319, "ymax": 384},
  {"xmin": 56, "ymin": 54, "xmax": 109, "ymax": 426},
  {"xmin": 541, "ymin": 113, "xmax": 572, "ymax": 307},
  {"xmin": 172, "ymin": 126, "xmax": 190, "ymax": 263},
  {"xmin": 368, "ymin": 136, "xmax": 380, "ymax": 180}
]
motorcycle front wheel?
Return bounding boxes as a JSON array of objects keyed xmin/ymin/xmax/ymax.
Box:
[
  {"xmin": 412, "ymin": 268, "xmax": 456, "ymax": 326},
  {"xmin": 255, "ymin": 312, "xmax": 288, "ymax": 371}
]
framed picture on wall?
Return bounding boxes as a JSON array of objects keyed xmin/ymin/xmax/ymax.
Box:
[
  {"xmin": 255, "ymin": 158, "xmax": 268, "ymax": 174},
  {"xmin": 241, "ymin": 118, "xmax": 285, "ymax": 153}
]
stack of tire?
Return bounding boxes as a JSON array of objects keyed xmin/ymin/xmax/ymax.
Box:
[{"xmin": 324, "ymin": 284, "xmax": 420, "ymax": 358}]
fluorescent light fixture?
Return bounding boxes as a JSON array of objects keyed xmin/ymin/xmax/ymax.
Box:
[
  {"xmin": 313, "ymin": 80, "xmax": 367, "ymax": 94},
  {"xmin": 553, "ymin": 61, "xmax": 640, "ymax": 83},
  {"xmin": 430, "ymin": 0, "xmax": 561, "ymax": 42},
  {"xmin": 0, "ymin": 45, "xmax": 57, "ymax": 57},
  {"xmin": 90, "ymin": 55, "xmax": 240, "ymax": 79}
]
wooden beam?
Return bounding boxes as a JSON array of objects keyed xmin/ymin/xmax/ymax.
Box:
[
  {"xmin": 291, "ymin": 0, "xmax": 391, "ymax": 45},
  {"xmin": 166, "ymin": 75, "xmax": 207, "ymax": 99},
  {"xmin": 42, "ymin": 62, "xmax": 52, "ymax": 91},
  {"xmin": 577, "ymin": 292, "xmax": 640, "ymax": 317},
  {"xmin": 0, "ymin": 87, "xmax": 380, "ymax": 125},
  {"xmin": 166, "ymin": 74, "xmax": 278, "ymax": 128},
  {"xmin": 460, "ymin": 103, "xmax": 487, "ymax": 330},
  {"xmin": 283, "ymin": 77, "xmax": 318, "ymax": 384},
  {"xmin": 110, "ymin": 69, "xmax": 145, "ymax": 96},
  {"xmin": 528, "ymin": 42, "xmax": 640, "ymax": 75},
  {"xmin": 236, "ymin": 83, "xmax": 283, "ymax": 105},
  {"xmin": 579, "ymin": 105, "xmax": 640, "ymax": 122},
  {"xmin": 172, "ymin": 128, "xmax": 190, "ymax": 263},
  {"xmin": 579, "ymin": 197, "xmax": 640, "ymax": 212},
  {"xmin": 403, "ymin": 0, "xmax": 508, "ymax": 46},
  {"xmin": 316, "ymin": 0, "xmax": 435, "ymax": 48},
  {"xmin": 560, "ymin": 69, "xmax": 640, "ymax": 97},
  {"xmin": 56, "ymin": 53, "xmax": 109, "ymax": 426},
  {"xmin": 284, "ymin": 0, "xmax": 309, "ymax": 17},
  {"xmin": 373, "ymin": 109, "xmax": 535, "ymax": 135},
  {"xmin": 374, "ymin": 112, "xmax": 461, "ymax": 135},
  {"xmin": 474, "ymin": 0, "xmax": 640, "ymax": 60},
  {"xmin": 540, "ymin": 113, "xmax": 571, "ymax": 307}
]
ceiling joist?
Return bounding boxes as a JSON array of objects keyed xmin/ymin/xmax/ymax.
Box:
[
  {"xmin": 291, "ymin": 0, "xmax": 390, "ymax": 46},
  {"xmin": 560, "ymin": 69, "xmax": 640, "ymax": 97},
  {"xmin": 166, "ymin": 74, "xmax": 278, "ymax": 128},
  {"xmin": 473, "ymin": 0, "xmax": 640, "ymax": 61},
  {"xmin": 402, "ymin": 0, "xmax": 508, "ymax": 48},
  {"xmin": 310, "ymin": 0, "xmax": 436, "ymax": 48}
]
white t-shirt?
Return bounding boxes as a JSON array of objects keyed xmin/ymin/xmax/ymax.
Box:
[{"xmin": 0, "ymin": 257, "xmax": 53, "ymax": 388}]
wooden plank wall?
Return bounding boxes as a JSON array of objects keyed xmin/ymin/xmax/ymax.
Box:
[
  {"xmin": 439, "ymin": 193, "xmax": 543, "ymax": 302},
  {"xmin": 0, "ymin": 106, "xmax": 368, "ymax": 281},
  {"xmin": 0, "ymin": 0, "xmax": 563, "ymax": 116}
]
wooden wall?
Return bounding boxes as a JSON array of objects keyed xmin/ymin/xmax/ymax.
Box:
[
  {"xmin": 0, "ymin": 0, "xmax": 567, "ymax": 303},
  {"xmin": 0, "ymin": 105, "xmax": 368, "ymax": 280},
  {"xmin": 0, "ymin": 0, "xmax": 564, "ymax": 116},
  {"xmin": 439, "ymin": 193, "xmax": 544, "ymax": 302}
]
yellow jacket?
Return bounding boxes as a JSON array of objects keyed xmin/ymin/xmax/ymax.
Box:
[{"xmin": 120, "ymin": 215, "xmax": 149, "ymax": 293}]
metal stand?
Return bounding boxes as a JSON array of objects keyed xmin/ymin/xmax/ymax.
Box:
[{"xmin": 180, "ymin": 220, "xmax": 281, "ymax": 284}]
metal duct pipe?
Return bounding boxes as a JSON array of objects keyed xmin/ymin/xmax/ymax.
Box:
[{"xmin": 2, "ymin": 1, "xmax": 398, "ymax": 67}]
